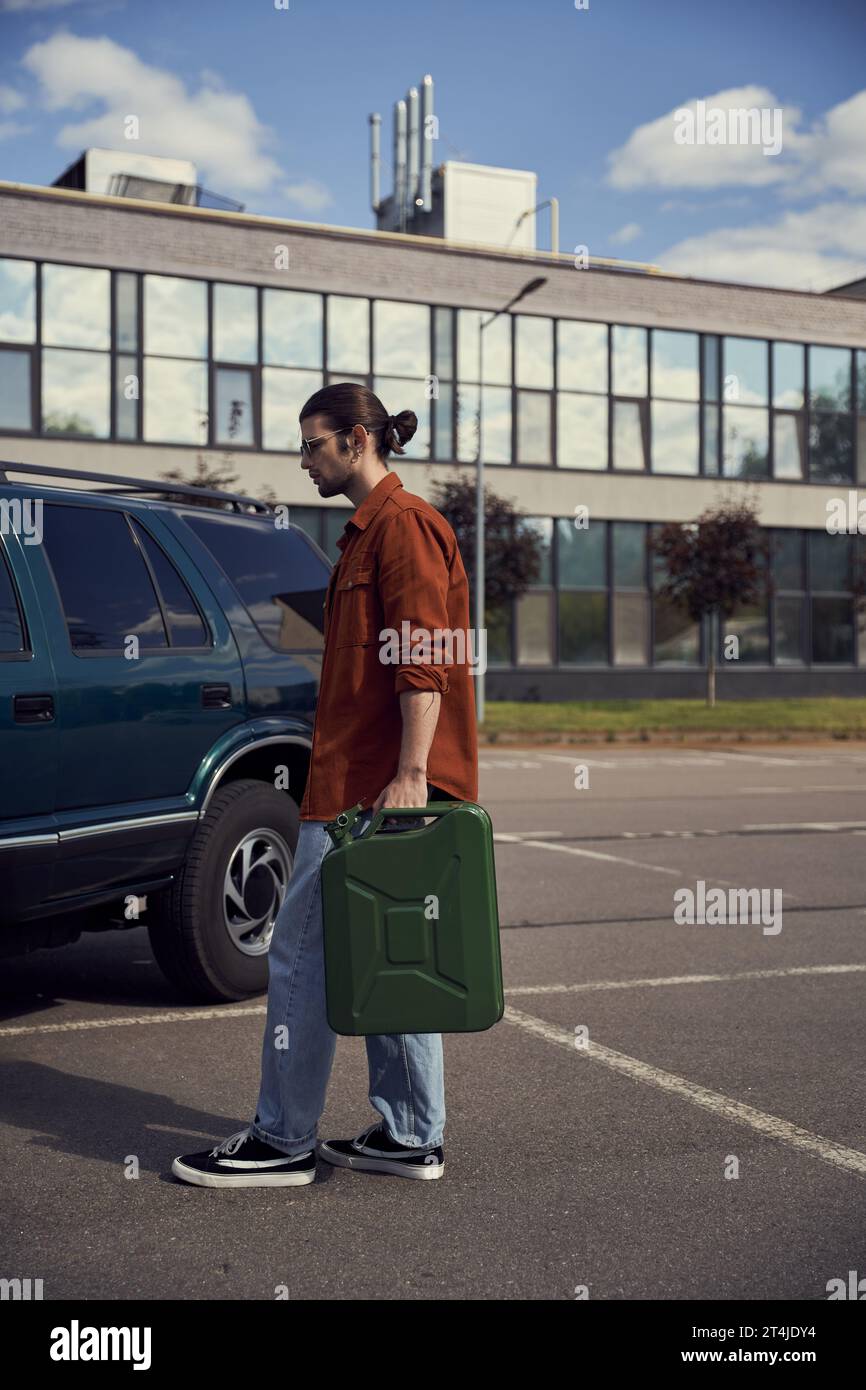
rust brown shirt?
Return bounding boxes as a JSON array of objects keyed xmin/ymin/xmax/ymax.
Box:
[{"xmin": 299, "ymin": 470, "xmax": 479, "ymax": 821}]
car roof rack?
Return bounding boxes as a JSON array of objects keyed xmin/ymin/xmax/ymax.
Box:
[{"xmin": 0, "ymin": 461, "xmax": 274, "ymax": 514}]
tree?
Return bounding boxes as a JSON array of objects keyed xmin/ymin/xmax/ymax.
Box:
[
  {"xmin": 429, "ymin": 477, "xmax": 544, "ymax": 616},
  {"xmin": 809, "ymin": 390, "xmax": 855, "ymax": 483},
  {"xmin": 159, "ymin": 453, "xmax": 242, "ymax": 507},
  {"xmin": 43, "ymin": 411, "xmax": 94, "ymax": 435},
  {"xmin": 650, "ymin": 495, "xmax": 769, "ymax": 707},
  {"xmin": 159, "ymin": 401, "xmax": 278, "ymax": 508}
]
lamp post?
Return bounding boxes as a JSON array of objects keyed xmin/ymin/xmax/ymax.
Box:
[
  {"xmin": 475, "ymin": 276, "xmax": 547, "ymax": 727},
  {"xmin": 509, "ymin": 198, "xmax": 560, "ymax": 255}
]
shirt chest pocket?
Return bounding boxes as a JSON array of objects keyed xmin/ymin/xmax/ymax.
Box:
[{"xmin": 333, "ymin": 562, "xmax": 379, "ymax": 648}]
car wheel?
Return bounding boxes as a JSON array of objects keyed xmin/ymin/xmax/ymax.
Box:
[{"xmin": 147, "ymin": 778, "xmax": 299, "ymax": 1002}]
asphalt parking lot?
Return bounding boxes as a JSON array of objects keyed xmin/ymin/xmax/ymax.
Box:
[{"xmin": 2, "ymin": 743, "xmax": 865, "ymax": 1300}]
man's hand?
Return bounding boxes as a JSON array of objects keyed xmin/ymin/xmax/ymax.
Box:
[{"xmin": 371, "ymin": 768, "xmax": 429, "ymax": 816}]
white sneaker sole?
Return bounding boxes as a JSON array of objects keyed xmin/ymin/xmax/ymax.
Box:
[
  {"xmin": 317, "ymin": 1142, "xmax": 444, "ymax": 1179},
  {"xmin": 171, "ymin": 1157, "xmax": 316, "ymax": 1188}
]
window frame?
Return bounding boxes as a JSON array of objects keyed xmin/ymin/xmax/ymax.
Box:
[
  {"xmin": 0, "ymin": 533, "xmax": 31, "ymax": 660},
  {"xmin": 0, "ymin": 252, "xmax": 862, "ymax": 487}
]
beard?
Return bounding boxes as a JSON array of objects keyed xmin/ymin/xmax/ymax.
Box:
[
  {"xmin": 316, "ymin": 456, "xmax": 354, "ymax": 498},
  {"xmin": 316, "ymin": 473, "xmax": 343, "ymax": 499}
]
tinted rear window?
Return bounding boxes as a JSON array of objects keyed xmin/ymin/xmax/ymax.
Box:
[
  {"xmin": 41, "ymin": 505, "xmax": 168, "ymax": 651},
  {"xmin": 185, "ymin": 514, "xmax": 328, "ymax": 651},
  {"xmin": 130, "ymin": 519, "xmax": 209, "ymax": 647},
  {"xmin": 0, "ymin": 540, "xmax": 26, "ymax": 654}
]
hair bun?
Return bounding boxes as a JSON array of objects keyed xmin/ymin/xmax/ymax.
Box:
[{"xmin": 388, "ymin": 409, "xmax": 418, "ymax": 455}]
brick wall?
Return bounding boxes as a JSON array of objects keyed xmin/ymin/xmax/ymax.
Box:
[{"xmin": 3, "ymin": 181, "xmax": 866, "ymax": 346}]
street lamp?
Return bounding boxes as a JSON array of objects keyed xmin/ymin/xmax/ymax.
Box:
[
  {"xmin": 475, "ymin": 275, "xmax": 547, "ymax": 726},
  {"xmin": 509, "ymin": 199, "xmax": 559, "ymax": 255}
]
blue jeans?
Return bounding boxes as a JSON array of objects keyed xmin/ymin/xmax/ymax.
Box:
[{"xmin": 249, "ymin": 802, "xmax": 446, "ymax": 1157}]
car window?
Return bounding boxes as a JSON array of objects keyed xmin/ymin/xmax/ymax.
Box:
[
  {"xmin": 41, "ymin": 504, "xmax": 168, "ymax": 651},
  {"xmin": 130, "ymin": 518, "xmax": 209, "ymax": 647},
  {"xmin": 0, "ymin": 539, "xmax": 26, "ymax": 654},
  {"xmin": 184, "ymin": 513, "xmax": 328, "ymax": 652}
]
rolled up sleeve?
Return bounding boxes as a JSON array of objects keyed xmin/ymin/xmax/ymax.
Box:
[{"xmin": 378, "ymin": 509, "xmax": 454, "ymax": 695}]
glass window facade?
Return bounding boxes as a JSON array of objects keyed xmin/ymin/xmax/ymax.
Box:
[
  {"xmin": 327, "ymin": 296, "xmax": 369, "ymax": 373},
  {"xmin": 43, "ymin": 264, "xmax": 110, "ymax": 350},
  {"xmin": 613, "ymin": 399, "xmax": 648, "ymax": 471},
  {"xmin": 0, "ymin": 256, "xmax": 861, "ymax": 491},
  {"xmin": 279, "ymin": 512, "xmax": 862, "ymax": 671},
  {"xmin": 723, "ymin": 404, "xmax": 768, "ymax": 478},
  {"xmin": 374, "ymin": 300, "xmax": 429, "ymax": 377},
  {"xmin": 263, "ymin": 289, "xmax": 321, "ymax": 368},
  {"xmin": 652, "ymin": 330, "xmax": 699, "ymax": 400},
  {"xmin": 558, "ymin": 320, "xmax": 607, "ymax": 394},
  {"xmin": 42, "ymin": 348, "xmax": 110, "ymax": 438},
  {"xmin": 0, "ymin": 257, "xmax": 36, "ymax": 342},
  {"xmin": 651, "ymin": 401, "xmax": 699, "ymax": 475},
  {"xmin": 612, "ymin": 325, "xmax": 648, "ymax": 397},
  {"xmin": 213, "ymin": 283, "xmax": 257, "ymax": 364},
  {"xmin": 143, "ymin": 358, "xmax": 207, "ymax": 445},
  {"xmin": 144, "ymin": 275, "xmax": 206, "ymax": 359},
  {"xmin": 0, "ymin": 349, "xmax": 32, "ymax": 430}
]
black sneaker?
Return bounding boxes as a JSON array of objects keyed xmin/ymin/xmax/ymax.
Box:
[
  {"xmin": 318, "ymin": 1122, "xmax": 444, "ymax": 1180},
  {"xmin": 172, "ymin": 1127, "xmax": 316, "ymax": 1188}
]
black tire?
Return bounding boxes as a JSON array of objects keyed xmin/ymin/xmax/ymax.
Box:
[{"xmin": 148, "ymin": 779, "xmax": 299, "ymax": 1003}]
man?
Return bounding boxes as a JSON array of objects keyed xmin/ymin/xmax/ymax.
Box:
[{"xmin": 173, "ymin": 384, "xmax": 478, "ymax": 1188}]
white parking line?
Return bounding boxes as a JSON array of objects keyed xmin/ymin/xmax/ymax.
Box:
[
  {"xmin": 478, "ymin": 759, "xmax": 544, "ymax": 770},
  {"xmin": 492, "ymin": 829, "xmax": 564, "ymax": 838},
  {"xmin": 494, "ymin": 833, "xmax": 745, "ymax": 888},
  {"xmin": 692, "ymin": 752, "xmax": 833, "ymax": 767},
  {"xmin": 0, "ymin": 1004, "xmax": 268, "ymax": 1038},
  {"xmin": 5, "ymin": 964, "xmax": 861, "ymax": 1040},
  {"xmin": 507, "ymin": 963, "xmax": 866, "ymax": 994},
  {"xmin": 7, "ymin": 964, "xmax": 864, "ymax": 1185},
  {"xmin": 741, "ymin": 821, "xmax": 866, "ymax": 832},
  {"xmin": 742, "ymin": 787, "xmax": 792, "ymax": 794},
  {"xmin": 529, "ymin": 752, "xmax": 866, "ymax": 771},
  {"xmin": 503, "ymin": 1004, "xmax": 866, "ymax": 1180},
  {"xmin": 534, "ymin": 754, "xmax": 729, "ymax": 768},
  {"xmin": 495, "ymin": 833, "xmax": 682, "ymax": 876},
  {"xmin": 5, "ymin": 963, "xmax": 862, "ymax": 1037}
]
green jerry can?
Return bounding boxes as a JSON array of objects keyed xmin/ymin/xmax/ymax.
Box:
[{"xmin": 320, "ymin": 800, "xmax": 504, "ymax": 1036}]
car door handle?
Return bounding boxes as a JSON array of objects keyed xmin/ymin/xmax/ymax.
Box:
[
  {"xmin": 14, "ymin": 693, "xmax": 55, "ymax": 724},
  {"xmin": 201, "ymin": 683, "xmax": 232, "ymax": 709}
]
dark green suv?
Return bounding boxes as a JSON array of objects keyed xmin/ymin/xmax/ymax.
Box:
[{"xmin": 0, "ymin": 462, "xmax": 330, "ymax": 1002}]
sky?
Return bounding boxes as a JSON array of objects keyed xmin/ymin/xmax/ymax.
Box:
[{"xmin": 1, "ymin": 0, "xmax": 866, "ymax": 291}]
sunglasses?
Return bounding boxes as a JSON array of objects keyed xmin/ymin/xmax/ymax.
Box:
[{"xmin": 298, "ymin": 424, "xmax": 383, "ymax": 459}]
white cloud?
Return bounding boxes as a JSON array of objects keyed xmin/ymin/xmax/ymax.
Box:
[
  {"xmin": 609, "ymin": 221, "xmax": 641, "ymax": 245},
  {"xmin": 657, "ymin": 201, "xmax": 866, "ymax": 291},
  {"xmin": 21, "ymin": 32, "xmax": 283, "ymax": 195},
  {"xmin": 606, "ymin": 85, "xmax": 866, "ymax": 290},
  {"xmin": 780, "ymin": 89, "xmax": 866, "ymax": 198},
  {"xmin": 0, "ymin": 0, "xmax": 82, "ymax": 9},
  {"xmin": 607, "ymin": 85, "xmax": 866, "ymax": 201},
  {"xmin": 0, "ymin": 85, "xmax": 26, "ymax": 113},
  {"xmin": 281, "ymin": 179, "xmax": 334, "ymax": 214},
  {"xmin": 0, "ymin": 121, "xmax": 30, "ymax": 140},
  {"xmin": 660, "ymin": 195, "xmax": 751, "ymax": 213},
  {"xmin": 607, "ymin": 86, "xmax": 797, "ymax": 191}
]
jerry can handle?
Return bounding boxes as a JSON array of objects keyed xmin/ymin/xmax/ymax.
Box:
[
  {"xmin": 325, "ymin": 800, "xmax": 462, "ymax": 848},
  {"xmin": 355, "ymin": 801, "xmax": 461, "ymax": 842}
]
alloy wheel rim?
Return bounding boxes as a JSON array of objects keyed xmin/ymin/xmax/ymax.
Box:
[{"xmin": 223, "ymin": 827, "xmax": 292, "ymax": 956}]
